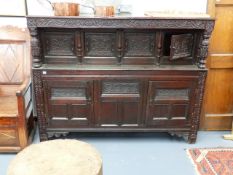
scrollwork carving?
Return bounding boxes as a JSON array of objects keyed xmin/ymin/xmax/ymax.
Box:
[{"xmin": 27, "ymin": 17, "xmax": 212, "ymax": 30}]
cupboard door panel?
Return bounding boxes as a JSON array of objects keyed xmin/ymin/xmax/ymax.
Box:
[
  {"xmin": 98, "ymin": 102, "xmax": 119, "ymax": 127},
  {"xmin": 146, "ymin": 80, "xmax": 197, "ymax": 127},
  {"xmin": 95, "ymin": 80, "xmax": 144, "ymax": 127},
  {"xmin": 121, "ymin": 102, "xmax": 141, "ymax": 127},
  {"xmin": 43, "ymin": 80, "xmax": 93, "ymax": 128}
]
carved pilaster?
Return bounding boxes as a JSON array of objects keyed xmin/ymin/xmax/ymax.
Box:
[
  {"xmin": 197, "ymin": 21, "xmax": 215, "ymax": 69},
  {"xmin": 116, "ymin": 30, "xmax": 125, "ymax": 63},
  {"xmin": 188, "ymin": 71, "xmax": 207, "ymax": 143},
  {"xmin": 29, "ymin": 27, "xmax": 42, "ymax": 68},
  {"xmin": 156, "ymin": 31, "xmax": 163, "ymax": 65},
  {"xmin": 75, "ymin": 30, "xmax": 84, "ymax": 63},
  {"xmin": 33, "ymin": 70, "xmax": 48, "ymax": 141}
]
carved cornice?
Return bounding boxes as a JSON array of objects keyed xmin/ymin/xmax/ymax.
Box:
[{"xmin": 27, "ymin": 17, "xmax": 214, "ymax": 30}]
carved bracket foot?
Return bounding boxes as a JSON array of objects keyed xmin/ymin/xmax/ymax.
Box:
[
  {"xmin": 168, "ymin": 131, "xmax": 189, "ymax": 142},
  {"xmin": 47, "ymin": 132, "xmax": 70, "ymax": 139},
  {"xmin": 40, "ymin": 133, "xmax": 48, "ymax": 142}
]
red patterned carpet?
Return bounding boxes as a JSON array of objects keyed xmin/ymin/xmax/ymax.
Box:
[{"xmin": 187, "ymin": 148, "xmax": 233, "ymax": 175}]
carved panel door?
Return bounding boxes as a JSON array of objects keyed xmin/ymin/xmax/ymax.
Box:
[
  {"xmin": 43, "ymin": 80, "xmax": 94, "ymax": 128},
  {"xmin": 146, "ymin": 80, "xmax": 197, "ymax": 128},
  {"xmin": 94, "ymin": 79, "xmax": 145, "ymax": 127}
]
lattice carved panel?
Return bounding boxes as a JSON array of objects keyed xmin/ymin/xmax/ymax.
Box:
[{"xmin": 0, "ymin": 44, "xmax": 24, "ymax": 83}]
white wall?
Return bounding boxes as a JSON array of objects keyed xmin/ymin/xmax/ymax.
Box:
[
  {"xmin": 0, "ymin": 0, "xmax": 208, "ymax": 28},
  {"xmin": 132, "ymin": 0, "xmax": 208, "ymax": 15},
  {"xmin": 28, "ymin": 0, "xmax": 208, "ymax": 16}
]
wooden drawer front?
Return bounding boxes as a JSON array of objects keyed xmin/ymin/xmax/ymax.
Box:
[
  {"xmin": 0, "ymin": 129, "xmax": 18, "ymax": 147},
  {"xmin": 42, "ymin": 31, "xmax": 76, "ymax": 64},
  {"xmin": 43, "ymin": 80, "xmax": 93, "ymax": 128},
  {"xmin": 95, "ymin": 80, "xmax": 144, "ymax": 127},
  {"xmin": 146, "ymin": 80, "xmax": 197, "ymax": 127}
]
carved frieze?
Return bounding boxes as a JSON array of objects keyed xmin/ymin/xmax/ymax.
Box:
[{"xmin": 27, "ymin": 17, "xmax": 212, "ymax": 30}]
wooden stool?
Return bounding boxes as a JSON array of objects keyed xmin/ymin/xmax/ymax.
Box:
[{"xmin": 7, "ymin": 139, "xmax": 103, "ymax": 175}]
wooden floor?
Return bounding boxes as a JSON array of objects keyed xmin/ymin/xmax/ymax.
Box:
[{"xmin": 1, "ymin": 129, "xmax": 233, "ymax": 175}]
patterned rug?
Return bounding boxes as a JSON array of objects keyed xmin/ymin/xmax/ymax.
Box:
[{"xmin": 187, "ymin": 148, "xmax": 233, "ymax": 175}]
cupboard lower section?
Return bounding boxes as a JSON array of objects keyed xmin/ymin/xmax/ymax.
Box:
[{"xmin": 33, "ymin": 69, "xmax": 206, "ymax": 143}]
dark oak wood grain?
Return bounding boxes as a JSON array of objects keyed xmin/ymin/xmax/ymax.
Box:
[{"xmin": 27, "ymin": 16, "xmax": 214, "ymax": 143}]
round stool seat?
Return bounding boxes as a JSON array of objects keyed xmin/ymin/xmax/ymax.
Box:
[{"xmin": 7, "ymin": 139, "xmax": 102, "ymax": 175}]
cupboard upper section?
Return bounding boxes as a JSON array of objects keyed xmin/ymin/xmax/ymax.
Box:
[{"xmin": 27, "ymin": 16, "xmax": 214, "ymax": 69}]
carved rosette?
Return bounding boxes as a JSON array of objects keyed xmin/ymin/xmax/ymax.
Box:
[
  {"xmin": 33, "ymin": 70, "xmax": 48, "ymax": 141},
  {"xmin": 29, "ymin": 27, "xmax": 42, "ymax": 68},
  {"xmin": 188, "ymin": 71, "xmax": 207, "ymax": 143}
]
